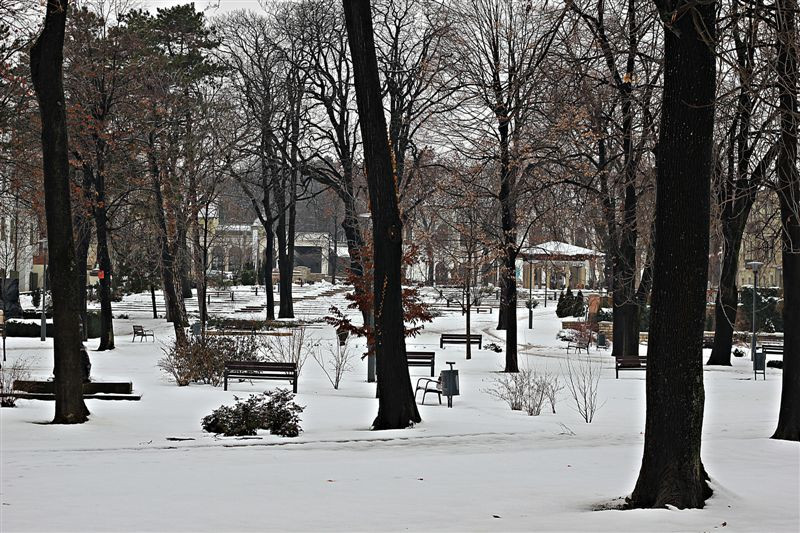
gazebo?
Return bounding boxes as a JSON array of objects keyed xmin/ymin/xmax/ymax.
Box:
[{"xmin": 518, "ymin": 241, "xmax": 604, "ymax": 290}]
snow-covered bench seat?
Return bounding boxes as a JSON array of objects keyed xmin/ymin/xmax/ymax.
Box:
[
  {"xmin": 440, "ymin": 333, "xmax": 482, "ymax": 348},
  {"xmin": 223, "ymin": 361, "xmax": 297, "ymax": 393},
  {"xmin": 615, "ymin": 356, "xmax": 647, "ymax": 378}
]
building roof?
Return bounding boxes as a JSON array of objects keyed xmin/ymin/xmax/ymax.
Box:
[{"xmin": 522, "ymin": 241, "xmax": 603, "ymax": 261}]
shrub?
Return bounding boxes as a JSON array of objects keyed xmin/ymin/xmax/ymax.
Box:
[
  {"xmin": 1, "ymin": 356, "xmax": 33, "ymax": 407},
  {"xmin": 484, "ymin": 342, "xmax": 503, "ymax": 353},
  {"xmin": 264, "ymin": 389, "xmax": 304, "ymax": 437},
  {"xmin": 313, "ymin": 337, "xmax": 355, "ymax": 390},
  {"xmin": 556, "ymin": 288, "xmax": 575, "ymax": 318},
  {"xmin": 741, "ymin": 287, "xmax": 783, "ymax": 332},
  {"xmin": 158, "ymin": 335, "xmax": 267, "ymax": 386},
  {"xmin": 31, "ymin": 288, "xmax": 41, "ymax": 309},
  {"xmin": 595, "ymin": 308, "xmax": 613, "ymax": 323},
  {"xmin": 562, "ymin": 354, "xmax": 604, "ymax": 423},
  {"xmin": 767, "ymin": 360, "xmax": 783, "ymax": 369},
  {"xmin": 572, "ymin": 290, "xmax": 585, "ymax": 317},
  {"xmin": 483, "ymin": 369, "xmax": 561, "ymax": 416},
  {"xmin": 201, "ymin": 389, "xmax": 304, "ymax": 437},
  {"xmin": 265, "ymin": 326, "xmax": 316, "ymax": 377},
  {"xmin": 240, "ymin": 269, "xmax": 257, "ymax": 286}
]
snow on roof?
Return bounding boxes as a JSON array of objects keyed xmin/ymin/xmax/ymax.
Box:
[{"xmin": 524, "ymin": 241, "xmax": 603, "ymax": 257}]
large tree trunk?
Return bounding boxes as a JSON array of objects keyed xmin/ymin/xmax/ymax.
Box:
[
  {"xmin": 263, "ymin": 229, "xmax": 275, "ymax": 320},
  {"xmin": 30, "ymin": 0, "xmax": 89, "ymax": 423},
  {"xmin": 74, "ymin": 165, "xmax": 93, "ymax": 343},
  {"xmin": 94, "ymin": 178, "xmax": 114, "ymax": 351},
  {"xmin": 629, "ymin": 0, "xmax": 715, "ymax": 508},
  {"xmin": 772, "ymin": 0, "xmax": 799, "ymax": 442},
  {"xmin": 148, "ymin": 137, "xmax": 188, "ymax": 345},
  {"xmin": 707, "ymin": 214, "xmax": 749, "ymax": 365},
  {"xmin": 343, "ymin": 0, "xmax": 420, "ymax": 429},
  {"xmin": 496, "ymin": 112, "xmax": 518, "ymax": 372},
  {"xmin": 276, "ymin": 212, "xmax": 294, "ymax": 319}
]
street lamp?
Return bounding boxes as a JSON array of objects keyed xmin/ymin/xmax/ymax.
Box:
[
  {"xmin": 357, "ymin": 212, "xmax": 376, "ymax": 383},
  {"xmin": 745, "ymin": 261, "xmax": 763, "ymax": 363},
  {"xmin": 528, "ymin": 259, "xmax": 533, "ymax": 329},
  {"xmin": 39, "ymin": 239, "xmax": 48, "ymax": 342}
]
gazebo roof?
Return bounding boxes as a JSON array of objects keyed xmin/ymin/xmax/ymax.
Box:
[{"xmin": 521, "ymin": 241, "xmax": 603, "ymax": 261}]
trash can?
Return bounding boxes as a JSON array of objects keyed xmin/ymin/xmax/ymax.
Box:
[
  {"xmin": 440, "ymin": 361, "xmax": 460, "ymax": 408},
  {"xmin": 191, "ymin": 321, "xmax": 202, "ymax": 337},
  {"xmin": 754, "ymin": 349, "xmax": 766, "ymax": 380},
  {"xmin": 597, "ymin": 332, "xmax": 607, "ymax": 348}
]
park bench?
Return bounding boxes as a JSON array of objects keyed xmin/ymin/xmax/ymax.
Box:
[
  {"xmin": 761, "ymin": 344, "xmax": 784, "ymax": 358},
  {"xmin": 615, "ymin": 355, "xmax": 647, "ymax": 378},
  {"xmin": 475, "ymin": 307, "xmax": 491, "ymax": 314},
  {"xmin": 407, "ymin": 351, "xmax": 436, "ymax": 377},
  {"xmin": 415, "ymin": 376, "xmax": 442, "ymax": 405},
  {"xmin": 132, "ymin": 325, "xmax": 154, "ymax": 342},
  {"xmin": 567, "ymin": 339, "xmax": 590, "ymax": 354},
  {"xmin": 440, "ymin": 333, "xmax": 482, "ymax": 349},
  {"xmin": 223, "ymin": 361, "xmax": 298, "ymax": 393},
  {"xmin": 756, "ymin": 344, "xmax": 783, "ymax": 379}
]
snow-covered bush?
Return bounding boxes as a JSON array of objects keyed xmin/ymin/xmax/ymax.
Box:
[
  {"xmin": 313, "ymin": 337, "xmax": 355, "ymax": 390},
  {"xmin": 483, "ymin": 342, "xmax": 503, "ymax": 353},
  {"xmin": 201, "ymin": 389, "xmax": 304, "ymax": 437},
  {"xmin": 158, "ymin": 335, "xmax": 266, "ymax": 386},
  {"xmin": 0, "ymin": 356, "xmax": 33, "ymax": 407},
  {"xmin": 562, "ymin": 355, "xmax": 604, "ymax": 423},
  {"xmin": 556, "ymin": 329, "xmax": 579, "ymax": 342}
]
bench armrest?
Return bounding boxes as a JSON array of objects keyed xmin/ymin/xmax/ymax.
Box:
[{"xmin": 415, "ymin": 377, "xmax": 440, "ymax": 390}]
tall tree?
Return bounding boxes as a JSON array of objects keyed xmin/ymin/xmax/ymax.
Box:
[
  {"xmin": 567, "ymin": 0, "xmax": 661, "ymax": 360},
  {"xmin": 772, "ymin": 0, "xmax": 799, "ymax": 441},
  {"xmin": 629, "ymin": 0, "xmax": 716, "ymax": 508},
  {"xmin": 445, "ymin": 0, "xmax": 566, "ymax": 372},
  {"xmin": 30, "ymin": 0, "xmax": 89, "ymax": 423},
  {"xmin": 707, "ymin": 0, "xmax": 777, "ymax": 365},
  {"xmin": 343, "ymin": 0, "xmax": 420, "ymax": 429}
]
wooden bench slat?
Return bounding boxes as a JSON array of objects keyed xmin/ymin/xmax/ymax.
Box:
[
  {"xmin": 224, "ymin": 361, "xmax": 298, "ymax": 393},
  {"xmin": 615, "ymin": 356, "xmax": 647, "ymax": 379}
]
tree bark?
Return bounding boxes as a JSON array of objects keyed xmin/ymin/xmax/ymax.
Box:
[
  {"xmin": 94, "ymin": 170, "xmax": 114, "ymax": 350},
  {"xmin": 629, "ymin": 0, "xmax": 715, "ymax": 508},
  {"xmin": 772, "ymin": 0, "xmax": 799, "ymax": 442},
  {"xmin": 707, "ymin": 207, "xmax": 750, "ymax": 365},
  {"xmin": 343, "ymin": 0, "xmax": 420, "ymax": 429},
  {"xmin": 30, "ymin": 0, "xmax": 89, "ymax": 423},
  {"xmin": 148, "ymin": 135, "xmax": 188, "ymax": 344},
  {"xmin": 74, "ymin": 164, "xmax": 93, "ymax": 343},
  {"xmin": 497, "ymin": 112, "xmax": 518, "ymax": 372}
]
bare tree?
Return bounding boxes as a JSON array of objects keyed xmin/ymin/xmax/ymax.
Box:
[
  {"xmin": 30, "ymin": 0, "xmax": 89, "ymax": 423},
  {"xmin": 343, "ymin": 0, "xmax": 421, "ymax": 429},
  {"xmin": 772, "ymin": 0, "xmax": 799, "ymax": 441},
  {"xmin": 628, "ymin": 0, "xmax": 716, "ymax": 509},
  {"xmin": 443, "ymin": 0, "xmax": 567, "ymax": 372}
]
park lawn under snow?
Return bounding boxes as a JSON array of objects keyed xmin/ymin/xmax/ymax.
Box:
[{"xmin": 0, "ymin": 289, "xmax": 797, "ymax": 532}]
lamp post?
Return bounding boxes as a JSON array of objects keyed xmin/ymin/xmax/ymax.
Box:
[
  {"xmin": 528, "ymin": 259, "xmax": 533, "ymax": 329},
  {"xmin": 745, "ymin": 261, "xmax": 763, "ymax": 362},
  {"xmin": 39, "ymin": 239, "xmax": 47, "ymax": 342},
  {"xmin": 357, "ymin": 212, "xmax": 376, "ymax": 383}
]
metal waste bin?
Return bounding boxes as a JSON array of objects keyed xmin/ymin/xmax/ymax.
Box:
[
  {"xmin": 597, "ymin": 332, "xmax": 607, "ymax": 349},
  {"xmin": 191, "ymin": 321, "xmax": 202, "ymax": 337},
  {"xmin": 754, "ymin": 349, "xmax": 766, "ymax": 380},
  {"xmin": 440, "ymin": 361, "xmax": 460, "ymax": 408}
]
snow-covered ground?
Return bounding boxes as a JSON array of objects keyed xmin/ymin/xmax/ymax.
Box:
[{"xmin": 1, "ymin": 288, "xmax": 797, "ymax": 532}]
